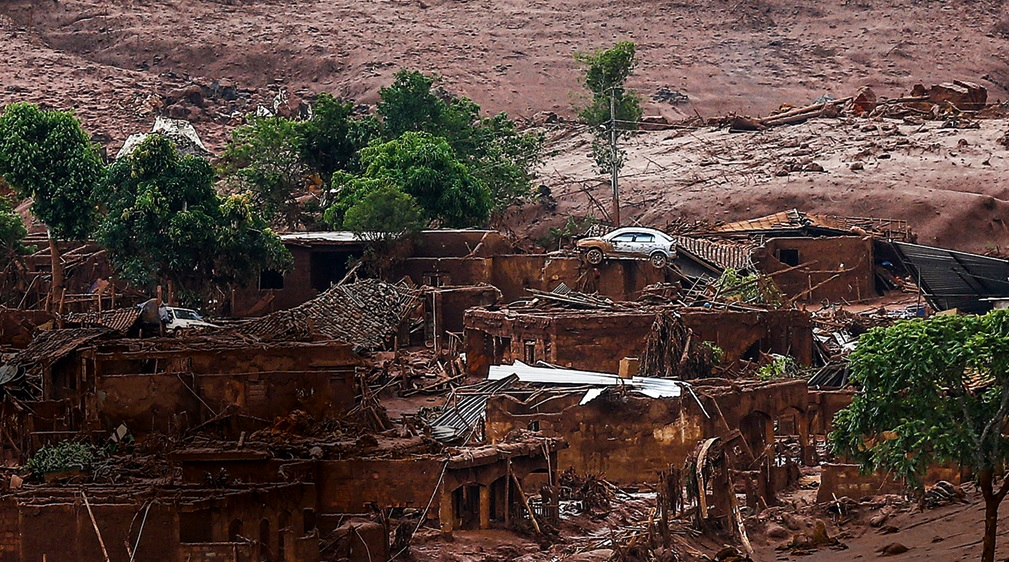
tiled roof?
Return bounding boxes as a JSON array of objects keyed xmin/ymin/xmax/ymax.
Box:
[
  {"xmin": 671, "ymin": 236, "xmax": 755, "ymax": 272},
  {"xmin": 65, "ymin": 308, "xmax": 141, "ymax": 334},
  {"xmin": 230, "ymin": 279, "xmax": 419, "ymax": 349}
]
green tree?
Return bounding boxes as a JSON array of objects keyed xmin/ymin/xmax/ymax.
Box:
[
  {"xmin": 0, "ymin": 103, "xmax": 105, "ymax": 305},
  {"xmin": 300, "ymin": 93, "xmax": 378, "ymax": 185},
  {"xmin": 96, "ymin": 135, "xmax": 290, "ymax": 306},
  {"xmin": 342, "ymin": 183, "xmax": 425, "ymax": 242},
  {"xmin": 0, "ymin": 193, "xmax": 28, "ymax": 258},
  {"xmin": 377, "ymin": 70, "xmax": 543, "ymax": 210},
  {"xmin": 341, "ymin": 183, "xmax": 425, "ymax": 277},
  {"xmin": 220, "ymin": 116, "xmax": 309, "ymax": 230},
  {"xmin": 575, "ymin": 41, "xmax": 642, "ymax": 175},
  {"xmin": 327, "ymin": 132, "xmax": 492, "ymax": 229},
  {"xmin": 831, "ymin": 312, "xmax": 1009, "ymax": 562}
]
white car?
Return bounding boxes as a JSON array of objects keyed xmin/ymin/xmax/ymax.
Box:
[
  {"xmin": 160, "ymin": 306, "xmax": 218, "ymax": 334},
  {"xmin": 575, "ymin": 227, "xmax": 676, "ymax": 268}
]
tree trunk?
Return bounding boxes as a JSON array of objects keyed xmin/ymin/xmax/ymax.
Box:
[
  {"xmin": 47, "ymin": 233, "xmax": 64, "ymax": 314},
  {"xmin": 980, "ymin": 468, "xmax": 999, "ymax": 562}
]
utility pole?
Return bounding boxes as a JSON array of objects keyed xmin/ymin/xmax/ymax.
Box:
[{"xmin": 609, "ymin": 87, "xmax": 620, "ymax": 227}]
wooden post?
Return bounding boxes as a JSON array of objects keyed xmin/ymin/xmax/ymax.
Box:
[
  {"xmin": 82, "ymin": 491, "xmax": 112, "ymax": 562},
  {"xmin": 438, "ymin": 489, "xmax": 454, "ymax": 535},
  {"xmin": 505, "ymin": 460, "xmax": 512, "ymax": 528},
  {"xmin": 479, "ymin": 485, "xmax": 491, "ymax": 529}
]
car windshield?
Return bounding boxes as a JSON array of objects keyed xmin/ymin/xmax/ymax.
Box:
[{"xmin": 171, "ymin": 308, "xmax": 204, "ymax": 321}]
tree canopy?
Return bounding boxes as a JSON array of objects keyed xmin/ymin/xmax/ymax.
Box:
[
  {"xmin": 575, "ymin": 42, "xmax": 642, "ymax": 177},
  {"xmin": 219, "ymin": 115, "xmax": 310, "ymax": 230},
  {"xmin": 575, "ymin": 41, "xmax": 642, "ymax": 129},
  {"xmin": 0, "ymin": 103, "xmax": 104, "ymax": 240},
  {"xmin": 299, "ymin": 93, "xmax": 378, "ymax": 183},
  {"xmin": 326, "ymin": 131, "xmax": 492, "ymax": 230},
  {"xmin": 96, "ymin": 135, "xmax": 290, "ymax": 305},
  {"xmin": 831, "ymin": 311, "xmax": 1009, "ymax": 562},
  {"xmin": 342, "ymin": 183, "xmax": 425, "ymax": 243},
  {"xmin": 0, "ymin": 193, "xmax": 28, "ymax": 259},
  {"xmin": 219, "ymin": 72, "xmax": 541, "ymax": 231},
  {"xmin": 376, "ymin": 70, "xmax": 544, "ymax": 209}
]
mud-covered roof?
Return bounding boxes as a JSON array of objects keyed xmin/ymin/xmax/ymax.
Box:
[{"xmin": 230, "ymin": 278, "xmax": 419, "ymax": 349}]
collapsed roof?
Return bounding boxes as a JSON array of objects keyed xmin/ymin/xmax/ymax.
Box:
[
  {"xmin": 0, "ymin": 328, "xmax": 111, "ymax": 398},
  {"xmin": 230, "ymin": 278, "xmax": 419, "ymax": 348}
]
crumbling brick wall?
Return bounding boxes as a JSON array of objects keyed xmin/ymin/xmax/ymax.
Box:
[
  {"xmin": 754, "ymin": 236, "xmax": 875, "ymax": 304},
  {"xmin": 486, "ymin": 380, "xmax": 810, "ymax": 484}
]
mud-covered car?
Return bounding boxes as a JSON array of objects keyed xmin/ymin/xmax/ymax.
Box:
[{"xmin": 575, "ymin": 227, "xmax": 676, "ymax": 268}]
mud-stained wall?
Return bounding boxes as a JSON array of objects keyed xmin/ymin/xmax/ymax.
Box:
[
  {"xmin": 397, "ymin": 255, "xmax": 668, "ymax": 303},
  {"xmin": 316, "ymin": 458, "xmax": 445, "ymax": 514},
  {"xmin": 2, "ymin": 484, "xmax": 313, "ymax": 562},
  {"xmin": 463, "ymin": 309, "xmax": 656, "ymax": 374},
  {"xmin": 10, "ymin": 501, "xmax": 176, "ymax": 562},
  {"xmin": 680, "ymin": 309, "xmax": 814, "ymax": 366},
  {"xmin": 315, "ymin": 453, "xmax": 550, "ymax": 521},
  {"xmin": 464, "ymin": 307, "xmax": 814, "ymax": 376},
  {"xmin": 485, "ymin": 380, "xmax": 809, "ymax": 485},
  {"xmin": 816, "ymin": 463, "xmax": 961, "ymax": 503},
  {"xmin": 754, "ymin": 236, "xmax": 875, "ymax": 303},
  {"xmin": 428, "ymin": 285, "xmax": 501, "ymax": 349},
  {"xmin": 96, "ymin": 369, "xmax": 356, "ymax": 434},
  {"xmin": 808, "ymin": 390, "xmax": 855, "ymax": 434},
  {"xmin": 80, "ymin": 341, "xmax": 363, "ymax": 435}
]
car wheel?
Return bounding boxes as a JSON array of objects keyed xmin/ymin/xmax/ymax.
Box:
[
  {"xmin": 585, "ymin": 248, "xmax": 604, "ymax": 265},
  {"xmin": 650, "ymin": 251, "xmax": 668, "ymax": 268}
]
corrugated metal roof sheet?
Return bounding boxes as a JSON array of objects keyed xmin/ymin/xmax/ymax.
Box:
[
  {"xmin": 488, "ymin": 361, "xmax": 684, "ymax": 398},
  {"xmin": 230, "ymin": 278, "xmax": 419, "ymax": 348},
  {"xmin": 429, "ymin": 375, "xmax": 518, "ymax": 442},
  {"xmin": 280, "ymin": 231, "xmax": 365, "ymax": 246},
  {"xmin": 671, "ymin": 236, "xmax": 755, "ymax": 272},
  {"xmin": 892, "ymin": 241, "xmax": 1009, "ymax": 314}
]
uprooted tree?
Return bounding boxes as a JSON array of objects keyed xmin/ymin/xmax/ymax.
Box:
[
  {"xmin": 96, "ymin": 135, "xmax": 291, "ymax": 308},
  {"xmin": 831, "ymin": 311, "xmax": 1009, "ymax": 562},
  {"xmin": 0, "ymin": 103, "xmax": 105, "ymax": 310}
]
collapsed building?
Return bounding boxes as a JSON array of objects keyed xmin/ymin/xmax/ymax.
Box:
[
  {"xmin": 2, "ymin": 206, "xmax": 1000, "ymax": 561},
  {"xmin": 0, "ymin": 279, "xmax": 564, "ymax": 561}
]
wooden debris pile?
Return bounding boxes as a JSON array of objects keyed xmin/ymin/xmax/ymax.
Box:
[
  {"xmin": 640, "ymin": 312, "xmax": 719, "ymax": 380},
  {"xmin": 366, "ymin": 348, "xmax": 468, "ymax": 397},
  {"xmin": 721, "ymin": 81, "xmax": 989, "ymax": 132}
]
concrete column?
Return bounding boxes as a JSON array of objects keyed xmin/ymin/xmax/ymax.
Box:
[{"xmin": 479, "ymin": 486, "xmax": 491, "ymax": 530}]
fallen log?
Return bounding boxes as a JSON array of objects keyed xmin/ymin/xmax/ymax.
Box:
[{"xmin": 762, "ymin": 96, "xmax": 852, "ymax": 126}]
